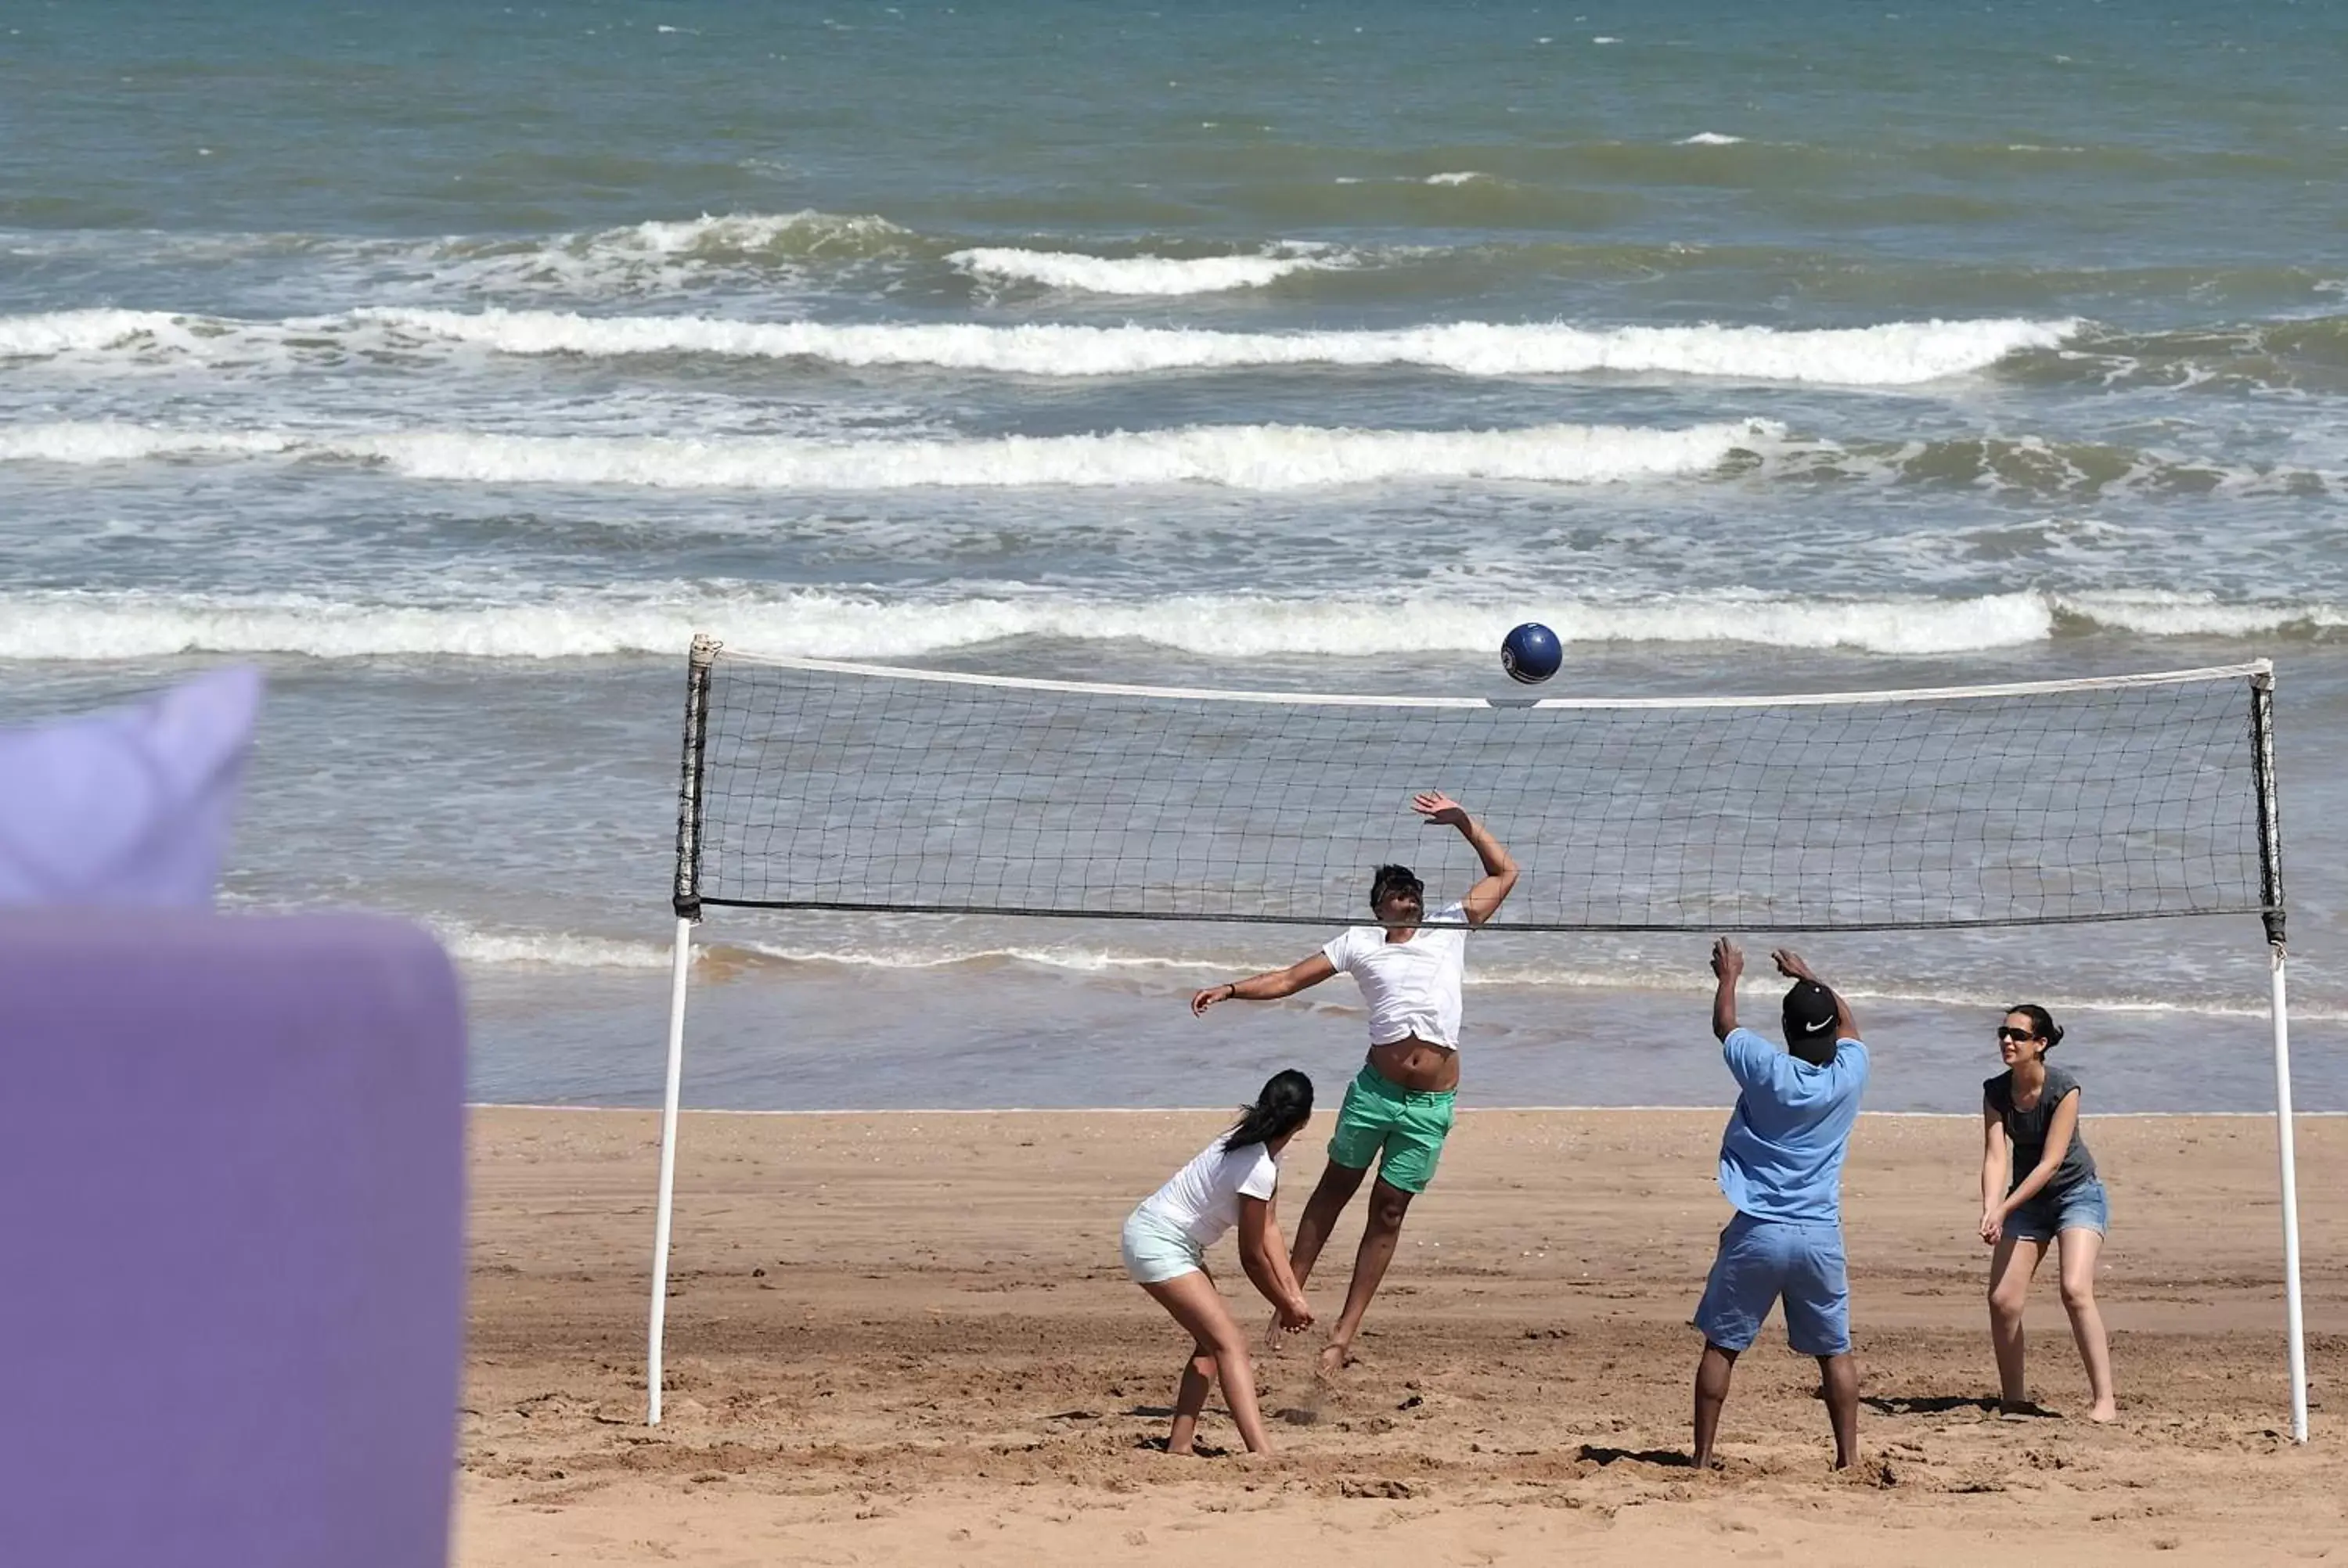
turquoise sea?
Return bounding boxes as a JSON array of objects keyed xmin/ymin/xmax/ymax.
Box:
[{"xmin": 2, "ymin": 0, "xmax": 2343, "ymax": 1110}]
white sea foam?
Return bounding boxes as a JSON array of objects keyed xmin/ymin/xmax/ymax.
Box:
[
  {"xmin": 0, "ymin": 308, "xmax": 203, "ymax": 358},
  {"xmin": 1424, "ymin": 171, "xmax": 1488, "ymax": 185},
  {"xmin": 423, "ymin": 922, "xmax": 2343, "ymax": 1020},
  {"xmin": 391, "ymin": 210, "xmax": 917, "ymax": 297},
  {"xmin": 1678, "ymin": 132, "xmax": 1746, "ymax": 146},
  {"xmin": 598, "ymin": 210, "xmax": 912, "ymax": 257},
  {"xmin": 946, "ymin": 246, "xmax": 1339, "ymax": 295},
  {"xmin": 2057, "ymin": 591, "xmax": 2348, "ymax": 638},
  {"xmin": 0, "ymin": 305, "xmax": 2078, "ymax": 387},
  {"xmin": 0, "ymin": 417, "xmax": 1776, "ymax": 491},
  {"xmin": 0, "ymin": 422, "xmax": 299, "ymax": 462},
  {"xmin": 431, "ymin": 921, "xmax": 678, "ymax": 970},
  {"xmin": 358, "ymin": 307, "xmax": 2076, "ymax": 384},
  {"xmin": 376, "ymin": 419, "xmax": 1771, "ymax": 490},
  {"xmin": 9, "ymin": 584, "xmax": 2293, "ymax": 665},
  {"xmin": 4, "ymin": 415, "xmax": 2317, "ymax": 502}
]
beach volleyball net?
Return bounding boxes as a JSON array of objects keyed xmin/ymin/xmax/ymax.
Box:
[
  {"xmin": 671, "ymin": 642, "xmax": 2278, "ymax": 935},
  {"xmin": 646, "ymin": 637, "xmax": 2304, "ymax": 1442}
]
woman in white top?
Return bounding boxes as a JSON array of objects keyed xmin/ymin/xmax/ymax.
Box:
[{"xmin": 1122, "ymin": 1070, "xmax": 1316, "ymax": 1455}]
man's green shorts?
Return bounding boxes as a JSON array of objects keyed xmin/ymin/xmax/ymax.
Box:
[{"xmin": 1327, "ymin": 1063, "xmax": 1457, "ymax": 1195}]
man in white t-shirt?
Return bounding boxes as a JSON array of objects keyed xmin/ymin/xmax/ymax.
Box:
[{"xmin": 1190, "ymin": 791, "xmax": 1518, "ymax": 1374}]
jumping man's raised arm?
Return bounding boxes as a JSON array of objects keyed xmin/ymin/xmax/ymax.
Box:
[{"xmin": 1413, "ymin": 791, "xmax": 1518, "ymax": 926}]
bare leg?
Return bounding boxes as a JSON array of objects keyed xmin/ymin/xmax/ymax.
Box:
[
  {"xmin": 1318, "ymin": 1178, "xmax": 1414, "ymax": 1374},
  {"xmin": 1986, "ymin": 1235, "xmax": 2049, "ymax": 1410},
  {"xmin": 1691, "ymin": 1342, "xmax": 1738, "ymax": 1468},
  {"xmin": 1287, "ymin": 1160, "xmax": 1368, "ymax": 1287},
  {"xmin": 1817, "ymin": 1352, "xmax": 1859, "ymax": 1469},
  {"xmin": 2056, "ymin": 1228, "xmax": 2118, "ymax": 1421},
  {"xmin": 1141, "ymin": 1272, "xmax": 1273, "ymax": 1453},
  {"xmin": 1166, "ymin": 1343, "xmax": 1216, "ymax": 1455}
]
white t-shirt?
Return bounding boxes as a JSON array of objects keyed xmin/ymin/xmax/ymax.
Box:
[
  {"xmin": 1136, "ymin": 1135, "xmax": 1282, "ymax": 1247},
  {"xmin": 1321, "ymin": 901, "xmax": 1471, "ymax": 1050}
]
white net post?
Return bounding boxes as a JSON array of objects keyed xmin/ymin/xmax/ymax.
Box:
[
  {"xmin": 646, "ymin": 633, "xmax": 717, "ymax": 1426},
  {"xmin": 2250, "ymin": 668, "xmax": 2309, "ymax": 1444}
]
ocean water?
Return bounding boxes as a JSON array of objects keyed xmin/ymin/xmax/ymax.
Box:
[{"xmin": 4, "ymin": 0, "xmax": 2345, "ymax": 1112}]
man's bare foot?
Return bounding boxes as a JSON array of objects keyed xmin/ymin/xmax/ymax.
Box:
[
  {"xmin": 2087, "ymin": 1399, "xmax": 2118, "ymax": 1422},
  {"xmin": 1316, "ymin": 1340, "xmax": 1356, "ymax": 1378}
]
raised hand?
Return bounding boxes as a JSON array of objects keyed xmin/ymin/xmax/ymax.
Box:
[
  {"xmin": 1772, "ymin": 948, "xmax": 1817, "ymax": 982},
  {"xmin": 1712, "ymin": 937, "xmax": 1745, "ymax": 980},
  {"xmin": 1412, "ymin": 790, "xmax": 1469, "ymax": 829}
]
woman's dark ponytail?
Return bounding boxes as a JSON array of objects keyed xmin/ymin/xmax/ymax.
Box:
[
  {"xmin": 1223, "ymin": 1068, "xmax": 1314, "ymax": 1152},
  {"xmin": 2006, "ymin": 1002, "xmax": 2064, "ymax": 1052}
]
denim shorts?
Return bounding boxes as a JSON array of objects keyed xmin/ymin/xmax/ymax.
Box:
[
  {"xmin": 1693, "ymin": 1212, "xmax": 1851, "ymax": 1357},
  {"xmin": 1120, "ymin": 1207, "xmax": 1205, "ymax": 1285},
  {"xmin": 2006, "ymin": 1177, "xmax": 2109, "ymax": 1243}
]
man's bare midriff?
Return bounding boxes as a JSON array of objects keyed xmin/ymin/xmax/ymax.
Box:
[{"xmin": 1368, "ymin": 1035, "xmax": 1459, "ymax": 1093}]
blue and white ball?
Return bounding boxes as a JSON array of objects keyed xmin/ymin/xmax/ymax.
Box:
[{"xmin": 1500, "ymin": 621, "xmax": 1563, "ymax": 685}]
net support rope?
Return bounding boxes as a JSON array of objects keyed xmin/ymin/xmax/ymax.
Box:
[{"xmin": 644, "ymin": 639, "xmax": 2306, "ymax": 1441}]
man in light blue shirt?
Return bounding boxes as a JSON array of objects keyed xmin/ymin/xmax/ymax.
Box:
[{"xmin": 1692, "ymin": 938, "xmax": 1869, "ymax": 1471}]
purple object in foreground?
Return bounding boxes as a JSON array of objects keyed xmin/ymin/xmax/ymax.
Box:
[
  {"xmin": 0, "ymin": 665, "xmax": 263, "ymax": 908},
  {"xmin": 0, "ymin": 913, "xmax": 466, "ymax": 1568}
]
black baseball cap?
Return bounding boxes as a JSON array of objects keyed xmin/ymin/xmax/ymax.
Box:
[{"xmin": 1782, "ymin": 980, "xmax": 1839, "ymax": 1049}]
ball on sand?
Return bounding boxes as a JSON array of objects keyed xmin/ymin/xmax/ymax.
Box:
[{"xmin": 1501, "ymin": 621, "xmax": 1563, "ymax": 685}]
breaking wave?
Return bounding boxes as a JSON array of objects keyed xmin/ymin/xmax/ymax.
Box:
[
  {"xmin": 0, "ymin": 417, "xmax": 1777, "ymax": 491},
  {"xmin": 947, "ymin": 246, "xmax": 1345, "ymax": 294},
  {"xmin": 7, "ymin": 585, "xmax": 2331, "ymax": 665}
]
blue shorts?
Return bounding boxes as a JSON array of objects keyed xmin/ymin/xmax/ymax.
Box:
[
  {"xmin": 1694, "ymin": 1213, "xmax": 1851, "ymax": 1357},
  {"xmin": 2006, "ymin": 1177, "xmax": 2109, "ymax": 1243}
]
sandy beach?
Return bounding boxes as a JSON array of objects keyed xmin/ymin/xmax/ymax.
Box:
[{"xmin": 454, "ymin": 1105, "xmax": 2342, "ymax": 1566}]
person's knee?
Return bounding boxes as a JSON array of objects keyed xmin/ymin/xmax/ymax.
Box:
[
  {"xmin": 1367, "ymin": 1185, "xmax": 1413, "ymax": 1232},
  {"xmin": 1210, "ymin": 1340, "xmax": 1255, "ymax": 1384},
  {"xmin": 1987, "ymin": 1278, "xmax": 2027, "ymax": 1318},
  {"xmin": 2058, "ymin": 1272, "xmax": 2095, "ymax": 1313}
]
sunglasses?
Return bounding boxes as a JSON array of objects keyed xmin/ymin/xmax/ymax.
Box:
[{"xmin": 1996, "ymin": 1026, "xmax": 2039, "ymax": 1042}]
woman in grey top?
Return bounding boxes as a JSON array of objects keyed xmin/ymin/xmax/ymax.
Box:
[{"xmin": 1980, "ymin": 1003, "xmax": 2116, "ymax": 1421}]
